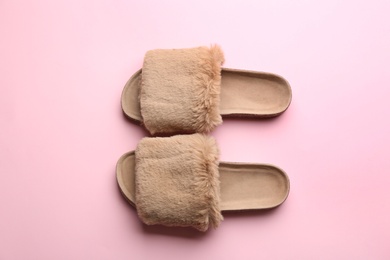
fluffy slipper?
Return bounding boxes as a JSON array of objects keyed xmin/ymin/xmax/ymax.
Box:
[
  {"xmin": 121, "ymin": 45, "xmax": 292, "ymax": 135},
  {"xmin": 116, "ymin": 134, "xmax": 290, "ymax": 231}
]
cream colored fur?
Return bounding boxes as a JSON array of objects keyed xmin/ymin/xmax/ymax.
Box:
[
  {"xmin": 140, "ymin": 45, "xmax": 225, "ymax": 135},
  {"xmin": 134, "ymin": 134, "xmax": 223, "ymax": 231}
]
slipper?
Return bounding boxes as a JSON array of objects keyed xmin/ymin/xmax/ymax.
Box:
[
  {"xmin": 116, "ymin": 134, "xmax": 290, "ymax": 231},
  {"xmin": 121, "ymin": 45, "xmax": 292, "ymax": 135}
]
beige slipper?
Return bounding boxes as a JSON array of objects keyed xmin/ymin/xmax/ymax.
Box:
[
  {"xmin": 121, "ymin": 45, "xmax": 292, "ymax": 135},
  {"xmin": 116, "ymin": 134, "xmax": 290, "ymax": 231}
]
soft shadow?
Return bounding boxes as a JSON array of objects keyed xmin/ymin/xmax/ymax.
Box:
[
  {"xmin": 121, "ymin": 111, "xmax": 150, "ymax": 137},
  {"xmin": 222, "ymin": 207, "xmax": 281, "ymax": 219},
  {"xmin": 141, "ymin": 223, "xmax": 208, "ymax": 239},
  {"xmin": 222, "ymin": 113, "xmax": 287, "ymax": 126}
]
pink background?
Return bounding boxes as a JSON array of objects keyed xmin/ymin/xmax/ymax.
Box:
[{"xmin": 1, "ymin": 0, "xmax": 390, "ymax": 259}]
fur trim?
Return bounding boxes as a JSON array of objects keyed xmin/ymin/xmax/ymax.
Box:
[
  {"xmin": 191, "ymin": 45, "xmax": 224, "ymax": 133},
  {"xmin": 190, "ymin": 134, "xmax": 223, "ymax": 229},
  {"xmin": 140, "ymin": 46, "xmax": 224, "ymax": 135},
  {"xmin": 134, "ymin": 134, "xmax": 222, "ymax": 231}
]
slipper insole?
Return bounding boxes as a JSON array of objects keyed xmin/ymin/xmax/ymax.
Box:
[
  {"xmin": 121, "ymin": 68, "xmax": 292, "ymax": 122},
  {"xmin": 116, "ymin": 152, "xmax": 290, "ymax": 211}
]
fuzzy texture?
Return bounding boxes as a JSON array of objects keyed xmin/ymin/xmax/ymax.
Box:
[
  {"xmin": 140, "ymin": 45, "xmax": 224, "ymax": 135},
  {"xmin": 134, "ymin": 134, "xmax": 223, "ymax": 232}
]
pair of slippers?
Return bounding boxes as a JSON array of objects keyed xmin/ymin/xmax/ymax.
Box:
[{"xmin": 116, "ymin": 45, "xmax": 292, "ymax": 231}]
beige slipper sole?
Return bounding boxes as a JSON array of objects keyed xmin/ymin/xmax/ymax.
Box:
[
  {"xmin": 116, "ymin": 151, "xmax": 290, "ymax": 212},
  {"xmin": 122, "ymin": 68, "xmax": 292, "ymax": 123}
]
